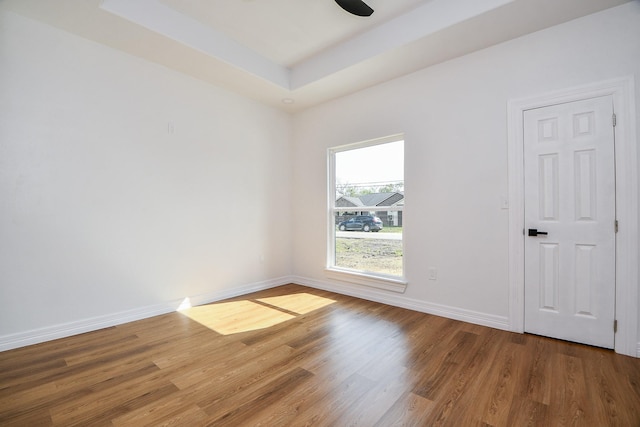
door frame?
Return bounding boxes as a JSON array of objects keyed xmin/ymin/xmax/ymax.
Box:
[{"xmin": 507, "ymin": 77, "xmax": 638, "ymax": 357}]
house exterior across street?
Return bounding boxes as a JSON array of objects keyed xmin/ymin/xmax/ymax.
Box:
[{"xmin": 335, "ymin": 192, "xmax": 404, "ymax": 226}]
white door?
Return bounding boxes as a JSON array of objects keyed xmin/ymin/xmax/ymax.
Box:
[{"xmin": 523, "ymin": 95, "xmax": 616, "ymax": 348}]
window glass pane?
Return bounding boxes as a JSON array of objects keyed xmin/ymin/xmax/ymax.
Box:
[
  {"xmin": 331, "ymin": 139, "xmax": 404, "ymax": 278},
  {"xmin": 334, "ymin": 212, "xmax": 403, "ymax": 276},
  {"xmin": 335, "ymin": 140, "xmax": 404, "ymax": 199}
]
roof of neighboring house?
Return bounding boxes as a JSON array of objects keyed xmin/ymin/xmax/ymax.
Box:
[
  {"xmin": 342, "ymin": 196, "xmax": 364, "ymax": 207},
  {"xmin": 336, "ymin": 192, "xmax": 404, "ymax": 208}
]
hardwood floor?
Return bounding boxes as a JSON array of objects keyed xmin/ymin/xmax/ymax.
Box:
[{"xmin": 1, "ymin": 284, "xmax": 639, "ymax": 426}]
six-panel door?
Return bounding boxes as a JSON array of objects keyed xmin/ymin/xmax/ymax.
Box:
[{"xmin": 523, "ymin": 95, "xmax": 616, "ymax": 349}]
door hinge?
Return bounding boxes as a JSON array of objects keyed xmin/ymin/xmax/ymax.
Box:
[
  {"xmin": 612, "ymin": 113, "xmax": 617, "ymax": 127},
  {"xmin": 615, "ymin": 220, "xmax": 619, "ymax": 233},
  {"xmin": 614, "ymin": 319, "xmax": 618, "ymax": 333}
]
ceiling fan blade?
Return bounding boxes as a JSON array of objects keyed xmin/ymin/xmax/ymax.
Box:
[{"xmin": 335, "ymin": 0, "xmax": 374, "ymax": 17}]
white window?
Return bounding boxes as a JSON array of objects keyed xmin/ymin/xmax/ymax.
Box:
[{"xmin": 327, "ymin": 135, "xmax": 406, "ymax": 292}]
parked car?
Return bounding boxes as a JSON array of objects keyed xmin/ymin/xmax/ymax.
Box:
[{"xmin": 337, "ymin": 215, "xmax": 383, "ymax": 232}]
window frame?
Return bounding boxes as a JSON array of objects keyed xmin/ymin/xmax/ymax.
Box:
[{"xmin": 326, "ymin": 134, "xmax": 407, "ymax": 292}]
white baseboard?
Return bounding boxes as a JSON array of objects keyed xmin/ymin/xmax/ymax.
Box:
[
  {"xmin": 3, "ymin": 275, "xmax": 627, "ymax": 355},
  {"xmin": 186, "ymin": 276, "xmax": 291, "ymax": 307},
  {"xmin": 291, "ymin": 275, "xmax": 510, "ymax": 331},
  {"xmin": 0, "ymin": 276, "xmax": 290, "ymax": 352},
  {"xmin": 637, "ymin": 342, "xmax": 640, "ymax": 358},
  {"xmin": 0, "ymin": 275, "xmax": 515, "ymax": 352}
]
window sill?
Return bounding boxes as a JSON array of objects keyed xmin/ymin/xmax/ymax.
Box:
[{"xmin": 325, "ymin": 268, "xmax": 408, "ymax": 293}]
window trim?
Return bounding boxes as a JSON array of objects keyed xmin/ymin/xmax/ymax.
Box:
[{"xmin": 327, "ymin": 134, "xmax": 406, "ymax": 292}]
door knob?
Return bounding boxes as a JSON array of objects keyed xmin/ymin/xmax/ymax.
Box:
[{"xmin": 528, "ymin": 228, "xmax": 548, "ymax": 237}]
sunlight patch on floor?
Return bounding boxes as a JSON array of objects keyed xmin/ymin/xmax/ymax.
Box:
[
  {"xmin": 178, "ymin": 293, "xmax": 336, "ymax": 335},
  {"xmin": 180, "ymin": 300, "xmax": 294, "ymax": 335},
  {"xmin": 257, "ymin": 293, "xmax": 336, "ymax": 315}
]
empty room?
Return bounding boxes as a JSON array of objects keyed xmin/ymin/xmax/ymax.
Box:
[{"xmin": 1, "ymin": 0, "xmax": 639, "ymax": 425}]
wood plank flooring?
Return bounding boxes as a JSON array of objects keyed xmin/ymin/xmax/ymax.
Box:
[{"xmin": 1, "ymin": 284, "xmax": 639, "ymax": 426}]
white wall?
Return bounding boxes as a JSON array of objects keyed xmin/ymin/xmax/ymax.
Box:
[
  {"xmin": 0, "ymin": 11, "xmax": 292, "ymax": 343},
  {"xmin": 291, "ymin": 3, "xmax": 640, "ymax": 332},
  {"xmin": 1, "ymin": 4, "xmax": 638, "ymax": 353}
]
